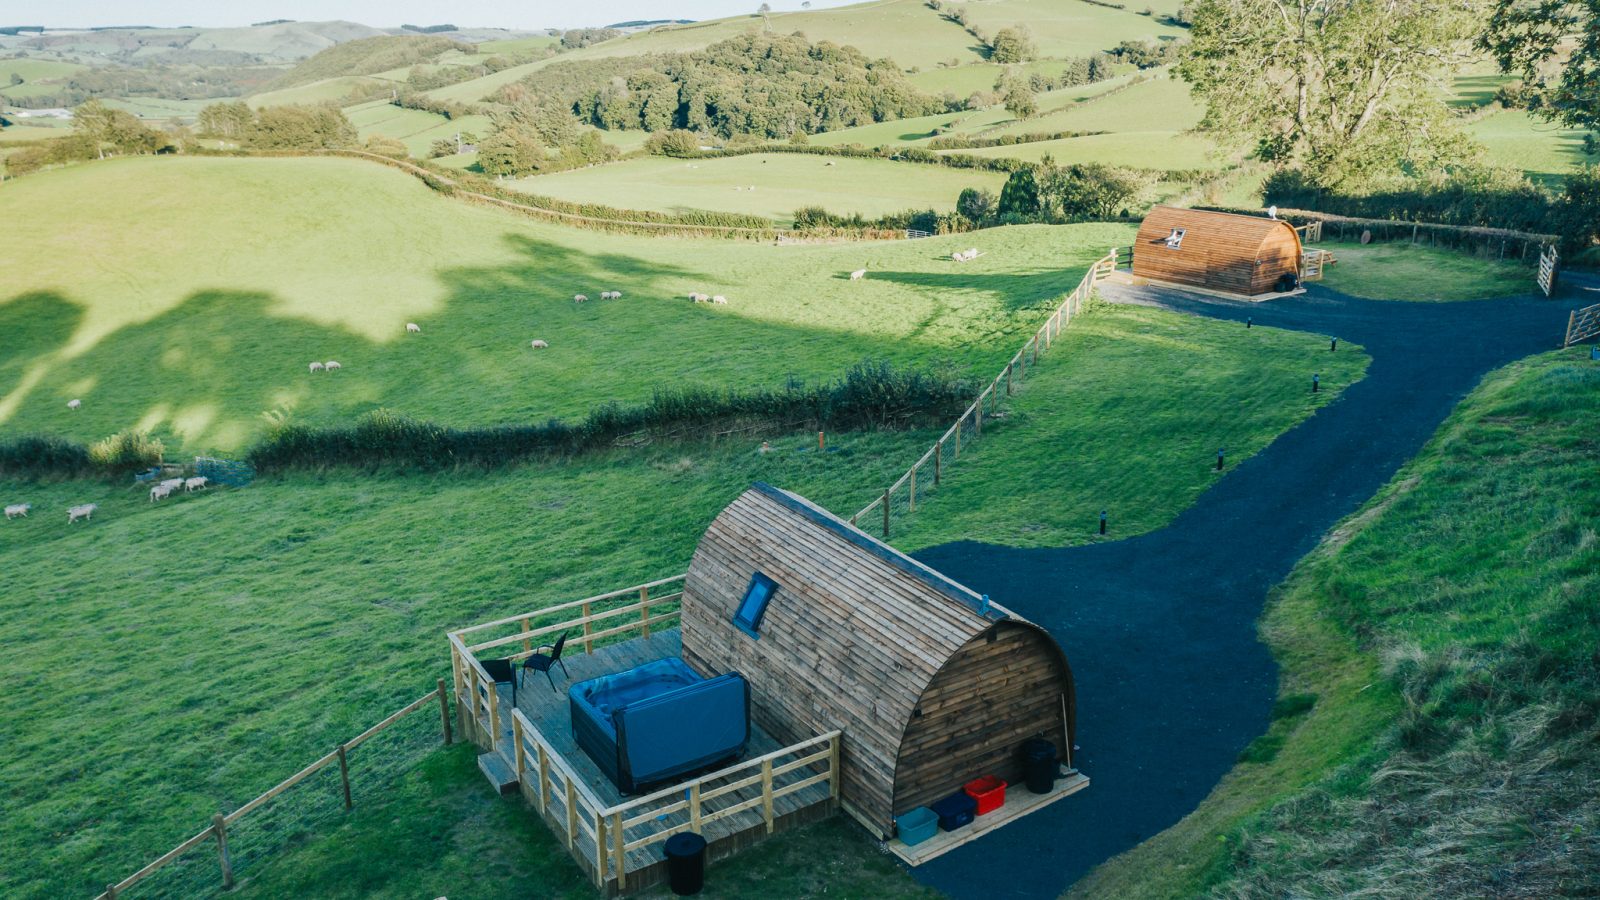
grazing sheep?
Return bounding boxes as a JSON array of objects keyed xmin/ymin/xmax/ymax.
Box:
[
  {"xmin": 184, "ymin": 476, "xmax": 208, "ymax": 492},
  {"xmin": 530, "ymin": 339, "xmax": 550, "ymax": 349},
  {"xmin": 712, "ymin": 295, "xmax": 728, "ymax": 304},
  {"xmin": 67, "ymin": 503, "xmax": 98, "ymax": 523},
  {"xmin": 324, "ymin": 361, "xmax": 342, "ymax": 371},
  {"xmin": 67, "ymin": 398, "xmax": 82, "ymax": 410},
  {"xmin": 159, "ymin": 478, "xmax": 185, "ymax": 491},
  {"xmin": 150, "ymin": 483, "xmax": 175, "ymax": 502},
  {"xmin": 574, "ymin": 294, "xmax": 588, "ymax": 303},
  {"xmin": 849, "ymin": 267, "xmax": 867, "ymax": 281},
  {"xmin": 5, "ymin": 503, "xmax": 30, "ymax": 519},
  {"xmin": 309, "ymin": 361, "xmax": 325, "ymax": 373},
  {"xmin": 611, "ymin": 290, "xmax": 623, "ymax": 299},
  {"xmin": 690, "ymin": 293, "xmax": 711, "ymax": 303},
  {"xmin": 825, "ymin": 161, "xmax": 836, "ymax": 167},
  {"xmin": 748, "ymin": 186, "xmax": 756, "ymax": 191},
  {"xmin": 406, "ymin": 322, "xmax": 421, "ymax": 333}
]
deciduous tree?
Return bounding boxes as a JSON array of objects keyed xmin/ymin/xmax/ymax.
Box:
[{"xmin": 1481, "ymin": 0, "xmax": 1600, "ymax": 129}]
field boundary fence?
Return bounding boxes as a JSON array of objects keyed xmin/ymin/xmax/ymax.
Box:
[
  {"xmin": 849, "ymin": 248, "xmax": 1119, "ymax": 538},
  {"xmin": 1195, "ymin": 204, "xmax": 1559, "ymax": 266},
  {"xmin": 92, "ymin": 683, "xmax": 454, "ymax": 900}
]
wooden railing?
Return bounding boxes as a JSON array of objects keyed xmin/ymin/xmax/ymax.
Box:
[
  {"xmin": 1540, "ymin": 245, "xmax": 1561, "ymax": 298},
  {"xmin": 448, "ymin": 575, "xmax": 688, "ymax": 739},
  {"xmin": 92, "ymin": 684, "xmax": 453, "ymax": 899},
  {"xmin": 1301, "ymin": 247, "xmax": 1334, "ymax": 282},
  {"xmin": 508, "ymin": 710, "xmax": 842, "ymax": 891},
  {"xmin": 850, "ymin": 249, "xmax": 1118, "ymax": 537},
  {"xmin": 1294, "ymin": 220, "xmax": 1323, "ymax": 243}
]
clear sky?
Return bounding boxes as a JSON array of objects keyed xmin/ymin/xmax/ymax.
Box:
[{"xmin": 23, "ymin": 1, "xmax": 862, "ymax": 31}]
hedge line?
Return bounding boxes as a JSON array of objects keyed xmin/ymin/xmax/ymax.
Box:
[{"xmin": 248, "ymin": 361, "xmax": 974, "ymax": 471}]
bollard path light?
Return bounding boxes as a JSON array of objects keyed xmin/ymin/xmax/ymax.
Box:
[
  {"xmin": 1246, "ymin": 316, "xmax": 1253, "ymax": 329},
  {"xmin": 1099, "ymin": 510, "xmax": 1107, "ymax": 535},
  {"xmin": 1331, "ymin": 337, "xmax": 1338, "ymax": 352},
  {"xmin": 1313, "ymin": 373, "xmax": 1321, "ymax": 393},
  {"xmin": 1216, "ymin": 447, "xmax": 1226, "ymax": 471}
]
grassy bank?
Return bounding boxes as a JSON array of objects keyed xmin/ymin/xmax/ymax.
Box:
[
  {"xmin": 1320, "ymin": 241, "xmax": 1536, "ymax": 301},
  {"xmin": 1072, "ymin": 347, "xmax": 1600, "ymax": 897}
]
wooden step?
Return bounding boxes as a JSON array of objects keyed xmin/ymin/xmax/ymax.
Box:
[{"xmin": 477, "ymin": 752, "xmax": 519, "ymax": 796}]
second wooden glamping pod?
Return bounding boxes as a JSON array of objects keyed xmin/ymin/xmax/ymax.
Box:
[
  {"xmin": 1132, "ymin": 205, "xmax": 1304, "ymax": 296},
  {"xmin": 680, "ymin": 483, "xmax": 1078, "ymax": 840}
]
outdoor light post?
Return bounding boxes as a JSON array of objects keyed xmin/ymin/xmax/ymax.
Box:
[
  {"xmin": 1099, "ymin": 510, "xmax": 1107, "ymax": 535},
  {"xmin": 1313, "ymin": 373, "xmax": 1320, "ymax": 393},
  {"xmin": 1331, "ymin": 337, "xmax": 1338, "ymax": 351},
  {"xmin": 1217, "ymin": 448, "xmax": 1225, "ymax": 471},
  {"xmin": 1247, "ymin": 316, "xmax": 1252, "ymax": 329}
]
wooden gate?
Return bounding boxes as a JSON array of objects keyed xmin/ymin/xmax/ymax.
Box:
[
  {"xmin": 1564, "ymin": 303, "xmax": 1600, "ymax": 348},
  {"xmin": 1538, "ymin": 245, "xmax": 1560, "ymax": 297}
]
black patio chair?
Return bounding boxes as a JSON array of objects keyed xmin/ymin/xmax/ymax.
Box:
[
  {"xmin": 520, "ymin": 631, "xmax": 571, "ymax": 694},
  {"xmin": 480, "ymin": 657, "xmax": 519, "ymax": 708}
]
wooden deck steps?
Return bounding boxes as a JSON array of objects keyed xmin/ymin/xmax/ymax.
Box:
[{"xmin": 477, "ymin": 751, "xmax": 519, "ymax": 796}]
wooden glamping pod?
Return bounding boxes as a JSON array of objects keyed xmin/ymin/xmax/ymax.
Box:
[
  {"xmin": 680, "ymin": 483, "xmax": 1082, "ymax": 852},
  {"xmin": 1132, "ymin": 205, "xmax": 1304, "ymax": 296}
]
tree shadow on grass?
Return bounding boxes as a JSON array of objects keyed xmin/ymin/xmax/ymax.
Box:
[
  {"xmin": 1, "ymin": 232, "xmax": 1012, "ymax": 455},
  {"xmin": 0, "ymin": 292, "xmax": 83, "ymax": 425}
]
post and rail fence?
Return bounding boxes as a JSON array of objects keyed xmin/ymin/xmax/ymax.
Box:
[
  {"xmin": 849, "ymin": 248, "xmax": 1119, "ymax": 539},
  {"xmin": 92, "ymin": 684, "xmax": 453, "ymax": 900}
]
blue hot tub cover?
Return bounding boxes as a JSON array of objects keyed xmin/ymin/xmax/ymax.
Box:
[{"xmin": 569, "ymin": 657, "xmax": 749, "ymax": 793}]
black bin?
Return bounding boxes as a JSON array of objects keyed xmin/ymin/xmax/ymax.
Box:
[
  {"xmin": 1020, "ymin": 737, "xmax": 1060, "ymax": 794},
  {"xmin": 664, "ymin": 831, "xmax": 708, "ymax": 895}
]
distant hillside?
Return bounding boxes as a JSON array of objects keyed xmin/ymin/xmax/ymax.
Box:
[
  {"xmin": 263, "ymin": 35, "xmax": 472, "ymax": 90},
  {"xmin": 17, "ymin": 20, "xmax": 387, "ymax": 65}
]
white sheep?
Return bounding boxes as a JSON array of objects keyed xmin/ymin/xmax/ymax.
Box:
[
  {"xmin": 5, "ymin": 503, "xmax": 30, "ymax": 519},
  {"xmin": 324, "ymin": 361, "xmax": 342, "ymax": 371},
  {"xmin": 711, "ymin": 295, "xmax": 728, "ymax": 305},
  {"xmin": 530, "ymin": 339, "xmax": 550, "ymax": 349},
  {"xmin": 67, "ymin": 398, "xmax": 82, "ymax": 410},
  {"xmin": 184, "ymin": 476, "xmax": 208, "ymax": 492},
  {"xmin": 610, "ymin": 290, "xmax": 624, "ymax": 299},
  {"xmin": 150, "ymin": 483, "xmax": 175, "ymax": 502},
  {"xmin": 67, "ymin": 503, "xmax": 98, "ymax": 523},
  {"xmin": 573, "ymin": 294, "xmax": 588, "ymax": 303},
  {"xmin": 691, "ymin": 293, "xmax": 711, "ymax": 303},
  {"xmin": 965, "ymin": 248, "xmax": 980, "ymax": 259},
  {"xmin": 825, "ymin": 161, "xmax": 836, "ymax": 167},
  {"xmin": 309, "ymin": 361, "xmax": 325, "ymax": 373},
  {"xmin": 159, "ymin": 478, "xmax": 185, "ymax": 491},
  {"xmin": 406, "ymin": 322, "xmax": 421, "ymax": 333},
  {"xmin": 849, "ymin": 267, "xmax": 867, "ymax": 281}
]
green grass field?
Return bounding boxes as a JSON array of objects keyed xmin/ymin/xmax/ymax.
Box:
[
  {"xmin": 0, "ymin": 295, "xmax": 1361, "ymax": 898},
  {"xmin": 345, "ymin": 100, "xmax": 495, "ymax": 157},
  {"xmin": 510, "ymin": 152, "xmax": 1008, "ymax": 223},
  {"xmin": 0, "ymin": 155, "xmax": 1123, "ymax": 455},
  {"xmin": 246, "ymin": 75, "xmax": 393, "ymax": 108},
  {"xmin": 958, "ymin": 0, "xmax": 1188, "ymax": 60},
  {"xmin": 952, "ymin": 131, "xmax": 1224, "ymax": 170},
  {"xmin": 1071, "ymin": 347, "xmax": 1600, "ymax": 898},
  {"xmin": 1465, "ymin": 108, "xmax": 1594, "ymax": 184},
  {"xmin": 1320, "ymin": 242, "xmax": 1535, "ymax": 301},
  {"xmin": 102, "ymin": 96, "xmax": 231, "ymax": 123}
]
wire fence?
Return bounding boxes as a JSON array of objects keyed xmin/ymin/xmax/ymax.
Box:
[
  {"xmin": 93, "ymin": 684, "xmax": 452, "ymax": 900},
  {"xmin": 850, "ymin": 249, "xmax": 1119, "ymax": 539}
]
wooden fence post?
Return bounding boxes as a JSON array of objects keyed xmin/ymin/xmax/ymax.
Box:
[
  {"xmin": 828, "ymin": 736, "xmax": 841, "ymax": 807},
  {"xmin": 1006, "ymin": 363, "xmax": 1013, "ymax": 396},
  {"xmin": 106, "ymin": 884, "xmax": 118, "ymax": 900},
  {"xmin": 762, "ymin": 758, "xmax": 775, "ymax": 834},
  {"xmin": 934, "ymin": 439, "xmax": 942, "ymax": 484},
  {"xmin": 612, "ymin": 810, "xmax": 626, "ymax": 888},
  {"xmin": 537, "ymin": 742, "xmax": 550, "ymax": 813},
  {"xmin": 337, "ymin": 745, "xmax": 353, "ymax": 810},
  {"xmin": 881, "ymin": 489, "xmax": 890, "ymax": 539},
  {"xmin": 640, "ymin": 585, "xmax": 651, "ymax": 639},
  {"xmin": 582, "ymin": 602, "xmax": 593, "ymax": 654},
  {"xmin": 595, "ymin": 813, "xmax": 608, "ymax": 888},
  {"xmin": 954, "ymin": 415, "xmax": 962, "ymax": 457},
  {"xmin": 565, "ymin": 780, "xmax": 577, "ymax": 850},
  {"xmin": 437, "ymin": 678, "xmax": 452, "ymax": 745},
  {"xmin": 513, "ymin": 715, "xmax": 526, "ymax": 785},
  {"xmin": 690, "ymin": 782, "xmax": 703, "ymax": 832},
  {"xmin": 520, "ymin": 617, "xmax": 532, "ymax": 654},
  {"xmin": 909, "ymin": 465, "xmax": 917, "ymax": 513},
  {"xmin": 213, "ymin": 813, "xmax": 234, "ymax": 890}
]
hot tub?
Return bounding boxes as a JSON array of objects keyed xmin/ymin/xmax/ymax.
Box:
[{"xmin": 569, "ymin": 657, "xmax": 750, "ymax": 794}]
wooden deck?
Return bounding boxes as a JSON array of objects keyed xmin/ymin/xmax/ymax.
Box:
[
  {"xmin": 481, "ymin": 629, "xmax": 836, "ymax": 892},
  {"xmin": 886, "ymin": 772, "xmax": 1091, "ymax": 866}
]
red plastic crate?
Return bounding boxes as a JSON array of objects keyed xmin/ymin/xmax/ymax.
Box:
[{"xmin": 964, "ymin": 775, "xmax": 1007, "ymax": 815}]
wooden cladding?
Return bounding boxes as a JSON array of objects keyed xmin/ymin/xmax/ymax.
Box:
[
  {"xmin": 1133, "ymin": 205, "xmax": 1303, "ymax": 295},
  {"xmin": 681, "ymin": 485, "xmax": 1076, "ymax": 838}
]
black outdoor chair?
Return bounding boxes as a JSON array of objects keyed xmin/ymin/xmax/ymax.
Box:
[
  {"xmin": 520, "ymin": 631, "xmax": 571, "ymax": 694},
  {"xmin": 480, "ymin": 657, "xmax": 519, "ymax": 708}
]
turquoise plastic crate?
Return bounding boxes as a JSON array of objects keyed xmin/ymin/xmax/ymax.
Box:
[{"xmin": 895, "ymin": 807, "xmax": 939, "ymax": 846}]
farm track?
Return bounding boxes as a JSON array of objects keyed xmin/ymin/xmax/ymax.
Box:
[{"xmin": 910, "ymin": 281, "xmax": 1586, "ymax": 898}]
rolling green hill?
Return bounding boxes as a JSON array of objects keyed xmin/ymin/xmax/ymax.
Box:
[
  {"xmin": 509, "ymin": 152, "xmax": 1008, "ymax": 224},
  {"xmin": 261, "ymin": 34, "xmax": 471, "ymax": 90},
  {"xmin": 0, "ymin": 154, "xmax": 1125, "ymax": 456}
]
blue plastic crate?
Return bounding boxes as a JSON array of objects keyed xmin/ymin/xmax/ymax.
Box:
[{"xmin": 895, "ymin": 807, "xmax": 939, "ymax": 846}]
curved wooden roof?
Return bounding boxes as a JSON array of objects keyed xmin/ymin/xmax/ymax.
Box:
[
  {"xmin": 680, "ymin": 483, "xmax": 1071, "ymax": 833},
  {"xmin": 1133, "ymin": 205, "xmax": 1303, "ymax": 295}
]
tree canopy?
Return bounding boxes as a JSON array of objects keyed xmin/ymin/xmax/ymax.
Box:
[
  {"xmin": 1481, "ymin": 0, "xmax": 1600, "ymax": 129},
  {"xmin": 1179, "ymin": 0, "xmax": 1484, "ymax": 189}
]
